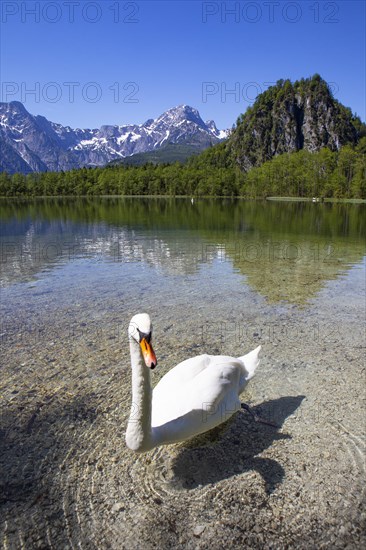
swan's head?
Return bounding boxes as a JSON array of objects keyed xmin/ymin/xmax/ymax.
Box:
[{"xmin": 128, "ymin": 313, "xmax": 157, "ymax": 369}]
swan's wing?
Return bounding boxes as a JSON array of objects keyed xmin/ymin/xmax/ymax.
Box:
[
  {"xmin": 153, "ymin": 354, "xmax": 240, "ymax": 399},
  {"xmin": 153, "ymin": 354, "xmax": 212, "ymax": 387},
  {"xmin": 152, "ymin": 355, "xmax": 243, "ymax": 429}
]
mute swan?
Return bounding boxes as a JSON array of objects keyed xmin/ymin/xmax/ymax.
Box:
[{"xmin": 126, "ymin": 313, "xmax": 262, "ymax": 453}]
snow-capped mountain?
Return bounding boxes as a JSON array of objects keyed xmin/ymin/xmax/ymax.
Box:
[{"xmin": 0, "ymin": 102, "xmax": 228, "ymax": 174}]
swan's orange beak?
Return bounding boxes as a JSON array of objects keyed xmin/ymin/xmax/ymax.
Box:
[{"xmin": 140, "ymin": 338, "xmax": 157, "ymax": 369}]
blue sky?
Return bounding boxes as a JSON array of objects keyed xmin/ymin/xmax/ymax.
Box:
[{"xmin": 1, "ymin": 0, "xmax": 365, "ymax": 129}]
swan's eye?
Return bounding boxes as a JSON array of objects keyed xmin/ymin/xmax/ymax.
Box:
[{"xmin": 137, "ymin": 329, "xmax": 151, "ymax": 344}]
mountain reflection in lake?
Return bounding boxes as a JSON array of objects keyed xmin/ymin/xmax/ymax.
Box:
[{"xmin": 1, "ymin": 197, "xmax": 365, "ymax": 304}]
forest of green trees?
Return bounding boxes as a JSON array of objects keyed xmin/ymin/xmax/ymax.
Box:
[{"xmin": 0, "ymin": 138, "xmax": 365, "ymax": 199}]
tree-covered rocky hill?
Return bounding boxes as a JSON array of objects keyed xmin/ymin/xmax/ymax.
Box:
[{"xmin": 227, "ymin": 74, "xmax": 365, "ymax": 171}]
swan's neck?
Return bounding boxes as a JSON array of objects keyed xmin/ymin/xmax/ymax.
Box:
[{"xmin": 126, "ymin": 339, "xmax": 154, "ymax": 452}]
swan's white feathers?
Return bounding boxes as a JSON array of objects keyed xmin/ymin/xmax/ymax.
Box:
[{"xmin": 151, "ymin": 351, "xmax": 259, "ymax": 433}]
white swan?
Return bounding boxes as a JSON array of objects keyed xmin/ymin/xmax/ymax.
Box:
[{"xmin": 126, "ymin": 313, "xmax": 262, "ymax": 452}]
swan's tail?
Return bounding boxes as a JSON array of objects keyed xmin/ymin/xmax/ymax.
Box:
[{"xmin": 239, "ymin": 345, "xmax": 261, "ymax": 380}]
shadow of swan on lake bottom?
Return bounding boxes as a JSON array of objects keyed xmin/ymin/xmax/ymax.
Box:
[{"xmin": 171, "ymin": 396, "xmax": 305, "ymax": 494}]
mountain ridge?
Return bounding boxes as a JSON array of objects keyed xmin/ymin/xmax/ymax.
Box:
[
  {"xmin": 0, "ymin": 102, "xmax": 228, "ymax": 174},
  {"xmin": 1, "ymin": 76, "xmax": 364, "ymax": 177}
]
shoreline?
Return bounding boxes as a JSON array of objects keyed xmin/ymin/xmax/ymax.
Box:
[{"xmin": 0, "ymin": 195, "xmax": 365, "ymax": 204}]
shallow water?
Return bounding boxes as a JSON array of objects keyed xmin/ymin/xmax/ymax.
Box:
[{"xmin": 1, "ymin": 197, "xmax": 365, "ymax": 548}]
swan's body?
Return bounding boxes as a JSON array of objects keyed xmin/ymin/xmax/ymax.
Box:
[{"xmin": 126, "ymin": 313, "xmax": 261, "ymax": 452}]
